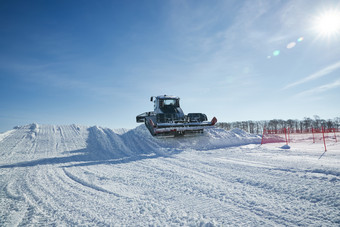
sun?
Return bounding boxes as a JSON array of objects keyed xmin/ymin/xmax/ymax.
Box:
[{"xmin": 314, "ymin": 9, "xmax": 340, "ymax": 37}]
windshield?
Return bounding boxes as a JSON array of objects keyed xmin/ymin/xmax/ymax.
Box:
[{"xmin": 163, "ymin": 99, "xmax": 177, "ymax": 106}]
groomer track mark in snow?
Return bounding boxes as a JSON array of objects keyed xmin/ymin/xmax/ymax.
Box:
[{"xmin": 1, "ymin": 124, "xmax": 339, "ymax": 226}]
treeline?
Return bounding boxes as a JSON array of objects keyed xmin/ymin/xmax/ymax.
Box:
[{"xmin": 216, "ymin": 116, "xmax": 340, "ymax": 134}]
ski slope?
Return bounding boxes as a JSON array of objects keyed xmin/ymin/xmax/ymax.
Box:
[{"xmin": 0, "ymin": 124, "xmax": 339, "ymax": 226}]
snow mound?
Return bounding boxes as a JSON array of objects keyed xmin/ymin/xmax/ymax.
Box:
[
  {"xmin": 84, "ymin": 125, "xmax": 261, "ymax": 159},
  {"xmin": 280, "ymin": 144, "xmax": 291, "ymax": 149},
  {"xmin": 1, "ymin": 124, "xmax": 261, "ymax": 160}
]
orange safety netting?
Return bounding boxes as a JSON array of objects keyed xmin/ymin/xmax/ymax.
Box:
[{"xmin": 261, "ymin": 127, "xmax": 339, "ymax": 151}]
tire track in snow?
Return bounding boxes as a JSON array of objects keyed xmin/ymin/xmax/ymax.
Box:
[
  {"xmin": 120, "ymin": 156, "xmax": 274, "ymax": 225},
  {"xmin": 36, "ymin": 165, "xmax": 141, "ymax": 225},
  {"xmin": 41, "ymin": 168, "xmax": 102, "ymax": 225},
  {"xmin": 0, "ymin": 125, "xmax": 98, "ymax": 225},
  {"xmin": 11, "ymin": 167, "xmax": 71, "ymax": 226},
  {"xmin": 0, "ymin": 128, "xmax": 33, "ymax": 164},
  {"xmin": 142, "ymin": 150, "xmax": 330, "ymax": 226},
  {"xmin": 9, "ymin": 165, "xmax": 114, "ymax": 225},
  {"xmin": 0, "ymin": 173, "xmax": 27, "ymax": 226},
  {"xmin": 62, "ymin": 168, "xmax": 124, "ymax": 197}
]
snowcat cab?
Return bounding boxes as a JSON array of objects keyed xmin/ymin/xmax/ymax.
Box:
[{"xmin": 136, "ymin": 95, "xmax": 217, "ymax": 137}]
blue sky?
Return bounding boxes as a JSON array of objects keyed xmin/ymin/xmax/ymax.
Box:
[{"xmin": 1, "ymin": 0, "xmax": 340, "ymax": 132}]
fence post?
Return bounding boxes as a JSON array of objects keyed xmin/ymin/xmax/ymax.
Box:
[
  {"xmin": 333, "ymin": 128, "xmax": 337, "ymax": 142},
  {"xmin": 261, "ymin": 126, "xmax": 266, "ymax": 145},
  {"xmin": 284, "ymin": 127, "xmax": 288, "ymax": 145},
  {"xmin": 322, "ymin": 126, "xmax": 327, "ymax": 152},
  {"xmin": 312, "ymin": 127, "xmax": 315, "ymax": 143}
]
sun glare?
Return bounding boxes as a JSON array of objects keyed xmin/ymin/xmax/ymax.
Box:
[{"xmin": 314, "ymin": 9, "xmax": 340, "ymax": 37}]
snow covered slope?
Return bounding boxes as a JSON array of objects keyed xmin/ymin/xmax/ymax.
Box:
[{"xmin": 1, "ymin": 124, "xmax": 339, "ymax": 226}]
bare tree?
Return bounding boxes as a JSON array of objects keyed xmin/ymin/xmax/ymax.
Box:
[{"xmin": 217, "ymin": 117, "xmax": 339, "ymax": 134}]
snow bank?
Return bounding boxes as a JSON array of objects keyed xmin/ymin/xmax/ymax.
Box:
[
  {"xmin": 0, "ymin": 129, "xmax": 14, "ymax": 143},
  {"xmin": 85, "ymin": 125, "xmax": 261, "ymax": 158},
  {"xmin": 0, "ymin": 123, "xmax": 260, "ymax": 160},
  {"xmin": 0, "ymin": 123, "xmax": 260, "ymax": 162}
]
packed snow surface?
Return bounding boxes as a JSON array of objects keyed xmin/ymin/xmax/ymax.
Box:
[{"xmin": 0, "ymin": 124, "xmax": 339, "ymax": 226}]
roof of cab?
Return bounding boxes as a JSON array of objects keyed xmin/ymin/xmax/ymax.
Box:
[{"xmin": 156, "ymin": 95, "xmax": 179, "ymax": 99}]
